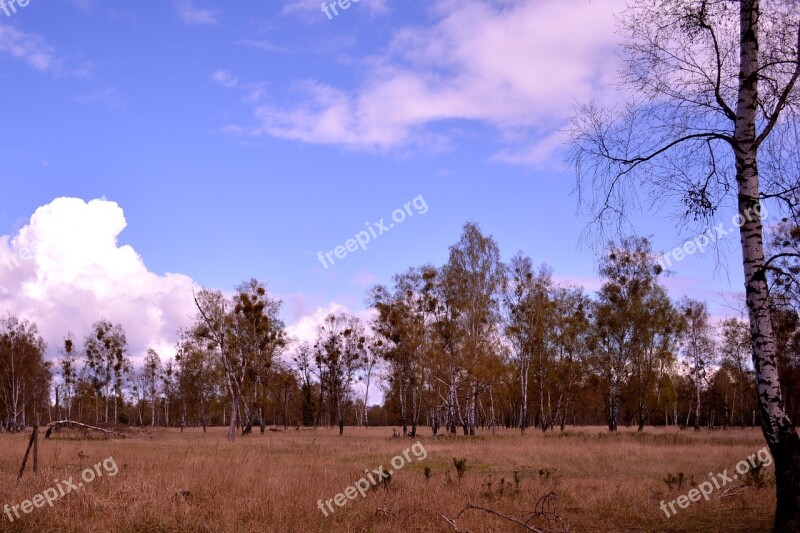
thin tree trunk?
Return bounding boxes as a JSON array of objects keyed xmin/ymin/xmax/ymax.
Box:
[
  {"xmin": 489, "ymin": 385, "xmax": 497, "ymax": 436},
  {"xmin": 228, "ymin": 393, "xmax": 239, "ymax": 442},
  {"xmin": 539, "ymin": 353, "xmax": 546, "ymax": 431},
  {"xmin": 411, "ymin": 387, "xmax": 420, "ymax": 438},
  {"xmin": 54, "ymin": 387, "xmax": 60, "ymax": 422},
  {"xmin": 448, "ymin": 365, "xmax": 458, "ymax": 434},
  {"xmin": 520, "ymin": 359, "xmax": 529, "ymax": 435},
  {"xmin": 400, "ymin": 379, "xmax": 408, "ymax": 437},
  {"xmin": 469, "ymin": 382, "xmax": 477, "ymax": 436},
  {"xmin": 608, "ymin": 378, "xmax": 619, "ymax": 432},
  {"xmin": 686, "ymin": 400, "xmax": 692, "ymax": 428}
]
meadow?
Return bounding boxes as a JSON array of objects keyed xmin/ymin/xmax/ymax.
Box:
[{"xmin": 0, "ymin": 426, "xmax": 776, "ymax": 532}]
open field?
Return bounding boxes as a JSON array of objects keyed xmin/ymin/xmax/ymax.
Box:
[{"xmin": 0, "ymin": 426, "xmax": 776, "ymax": 532}]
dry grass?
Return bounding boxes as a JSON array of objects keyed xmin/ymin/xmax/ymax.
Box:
[{"xmin": 0, "ymin": 426, "xmax": 775, "ymax": 532}]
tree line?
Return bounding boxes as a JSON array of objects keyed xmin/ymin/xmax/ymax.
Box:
[{"xmin": 1, "ymin": 223, "xmax": 798, "ymax": 442}]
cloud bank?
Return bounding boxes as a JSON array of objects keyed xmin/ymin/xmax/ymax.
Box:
[
  {"xmin": 0, "ymin": 198, "xmax": 376, "ymax": 371},
  {"xmin": 0, "ymin": 197, "xmax": 197, "ymax": 363}
]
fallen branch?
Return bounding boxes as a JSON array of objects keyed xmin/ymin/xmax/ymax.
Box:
[
  {"xmin": 441, "ymin": 502, "xmax": 546, "ymax": 532},
  {"xmin": 714, "ymin": 483, "xmax": 750, "ymax": 500},
  {"xmin": 45, "ymin": 420, "xmax": 126, "ymax": 439},
  {"xmin": 438, "ymin": 513, "xmax": 463, "ymax": 532},
  {"xmin": 440, "ymin": 493, "xmax": 570, "ymax": 533}
]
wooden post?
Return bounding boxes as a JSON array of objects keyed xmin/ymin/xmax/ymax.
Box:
[
  {"xmin": 17, "ymin": 428, "xmax": 35, "ymax": 481},
  {"xmin": 32, "ymin": 424, "xmax": 39, "ymax": 474}
]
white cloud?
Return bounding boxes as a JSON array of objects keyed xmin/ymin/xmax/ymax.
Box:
[
  {"xmin": 0, "ymin": 198, "xmax": 198, "ymax": 364},
  {"xmin": 284, "ymin": 300, "xmax": 377, "ymax": 347},
  {"xmin": 175, "ymin": 0, "xmax": 219, "ymax": 26},
  {"xmin": 0, "ymin": 24, "xmax": 60, "ymax": 72},
  {"xmin": 212, "ymin": 69, "xmax": 267, "ymax": 103},
  {"xmin": 211, "ymin": 69, "xmax": 239, "ymax": 88},
  {"xmin": 284, "ymin": 301, "xmax": 351, "ymax": 344},
  {"xmin": 492, "ymin": 130, "xmax": 572, "ymax": 168},
  {"xmin": 229, "ymin": 0, "xmax": 623, "ymax": 162}
]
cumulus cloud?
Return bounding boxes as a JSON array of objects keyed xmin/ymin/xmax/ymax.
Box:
[
  {"xmin": 223, "ymin": 0, "xmax": 624, "ymax": 161},
  {"xmin": 0, "ymin": 198, "xmax": 197, "ymax": 363},
  {"xmin": 0, "ymin": 197, "xmax": 382, "ymax": 389}
]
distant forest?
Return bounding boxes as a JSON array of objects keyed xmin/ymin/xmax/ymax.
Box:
[{"xmin": 2, "ymin": 222, "xmax": 799, "ymax": 439}]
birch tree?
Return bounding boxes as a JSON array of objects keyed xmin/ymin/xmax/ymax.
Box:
[
  {"xmin": 549, "ymin": 286, "xmax": 591, "ymax": 431},
  {"xmin": 314, "ymin": 312, "xmax": 366, "ymax": 435},
  {"xmin": 503, "ymin": 254, "xmax": 553, "ymax": 433},
  {"xmin": 82, "ymin": 320, "xmax": 128, "ymax": 425},
  {"xmin": 628, "ymin": 285, "xmax": 682, "ymax": 432},
  {"xmin": 193, "ymin": 280, "xmax": 285, "ymax": 441},
  {"xmin": 161, "ymin": 359, "xmax": 175, "ymax": 427},
  {"xmin": 230, "ymin": 279, "xmax": 287, "ymax": 434},
  {"xmin": 175, "ymin": 330, "xmax": 217, "ymax": 432},
  {"xmin": 570, "ymin": 1, "xmax": 800, "ymax": 526},
  {"xmin": 143, "ymin": 349, "xmax": 162, "ymax": 427},
  {"xmin": 193, "ymin": 288, "xmax": 240, "ymax": 441},
  {"xmin": 446, "ymin": 222, "xmax": 504, "ymax": 436},
  {"xmin": 370, "ymin": 268, "xmax": 430, "ymax": 436},
  {"xmin": 58, "ymin": 334, "xmax": 78, "ymax": 421},
  {"xmin": 680, "ymin": 298, "xmax": 716, "ymax": 430},
  {"xmin": 0, "ymin": 315, "xmax": 49, "ymax": 431},
  {"xmin": 428, "ymin": 265, "xmax": 465, "ymax": 434},
  {"xmin": 588, "ymin": 237, "xmax": 669, "ymax": 431},
  {"xmin": 292, "ymin": 342, "xmax": 317, "ymax": 427},
  {"xmin": 719, "ymin": 316, "xmax": 754, "ymax": 425}
]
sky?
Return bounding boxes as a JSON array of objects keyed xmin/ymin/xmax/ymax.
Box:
[{"xmin": 0, "ymin": 0, "xmax": 754, "ymax": 368}]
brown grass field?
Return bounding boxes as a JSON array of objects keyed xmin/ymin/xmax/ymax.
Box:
[{"xmin": 0, "ymin": 426, "xmax": 777, "ymax": 532}]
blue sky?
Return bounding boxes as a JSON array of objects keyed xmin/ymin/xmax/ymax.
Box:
[{"xmin": 0, "ymin": 0, "xmax": 752, "ymax": 360}]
